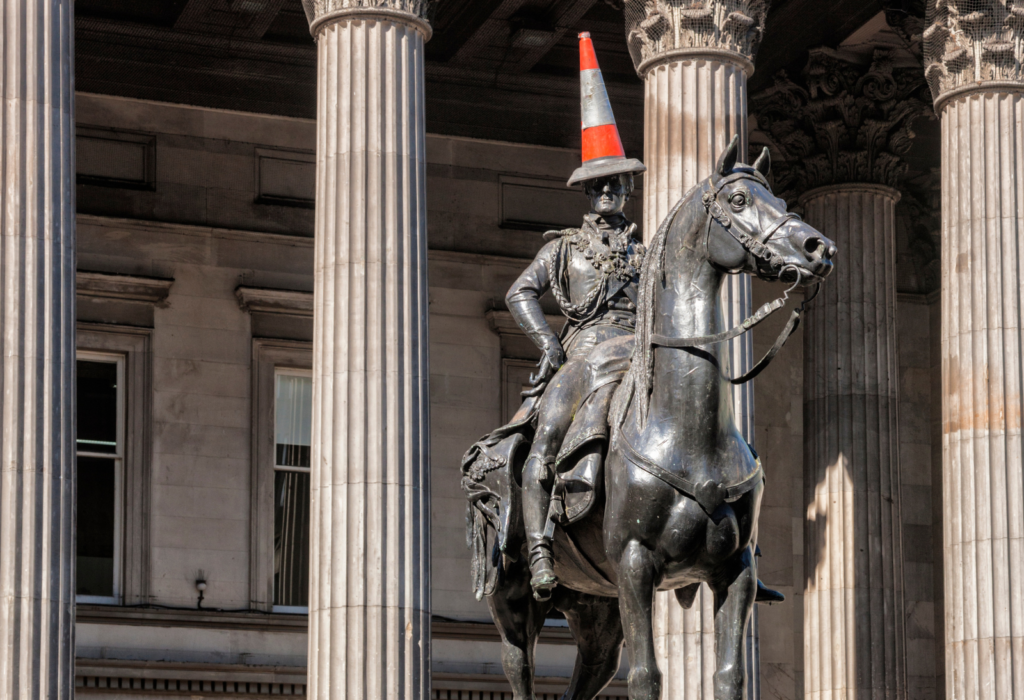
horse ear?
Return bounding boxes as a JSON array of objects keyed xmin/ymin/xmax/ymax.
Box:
[
  {"xmin": 715, "ymin": 135, "xmax": 740, "ymax": 178},
  {"xmin": 753, "ymin": 147, "xmax": 771, "ymax": 178}
]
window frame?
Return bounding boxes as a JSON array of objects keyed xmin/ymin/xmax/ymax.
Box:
[
  {"xmin": 75, "ymin": 350, "xmax": 125, "ymax": 605},
  {"xmin": 250, "ymin": 339, "xmax": 313, "ymax": 614},
  {"xmin": 76, "ymin": 323, "xmax": 153, "ymax": 606},
  {"xmin": 271, "ymin": 367, "xmax": 312, "ymax": 614},
  {"xmin": 502, "ymin": 358, "xmax": 538, "ymax": 424}
]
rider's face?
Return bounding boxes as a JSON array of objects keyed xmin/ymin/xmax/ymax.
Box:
[{"xmin": 585, "ymin": 176, "xmax": 629, "ymax": 217}]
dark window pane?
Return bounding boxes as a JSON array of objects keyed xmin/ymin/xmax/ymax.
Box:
[
  {"xmin": 273, "ymin": 471, "xmax": 310, "ymax": 607},
  {"xmin": 275, "ymin": 444, "xmax": 310, "ymax": 469},
  {"xmin": 77, "ymin": 360, "xmax": 118, "ymax": 454},
  {"xmin": 77, "ymin": 456, "xmax": 116, "ymax": 597}
]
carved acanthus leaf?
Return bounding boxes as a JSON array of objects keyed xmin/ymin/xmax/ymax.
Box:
[
  {"xmin": 623, "ymin": 0, "xmax": 768, "ymax": 75},
  {"xmin": 924, "ymin": 0, "xmax": 1024, "ymax": 101},
  {"xmin": 301, "ymin": 0, "xmax": 432, "ymax": 27},
  {"xmin": 751, "ymin": 48, "xmax": 932, "ymax": 194},
  {"xmin": 882, "ymin": 0, "xmax": 928, "ymax": 58}
]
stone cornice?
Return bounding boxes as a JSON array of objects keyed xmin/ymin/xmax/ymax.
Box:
[
  {"xmin": 751, "ymin": 47, "xmax": 932, "ymax": 198},
  {"xmin": 924, "ymin": 0, "xmax": 1024, "ymax": 108},
  {"xmin": 301, "ymin": 0, "xmax": 432, "ymax": 39},
  {"xmin": 76, "ymin": 271, "xmax": 174, "ymax": 305},
  {"xmin": 624, "ymin": 0, "xmax": 768, "ymax": 78},
  {"xmin": 236, "ymin": 287, "xmax": 314, "ymax": 317}
]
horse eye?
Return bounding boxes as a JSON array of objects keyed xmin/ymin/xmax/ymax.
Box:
[{"xmin": 730, "ymin": 194, "xmax": 746, "ymax": 207}]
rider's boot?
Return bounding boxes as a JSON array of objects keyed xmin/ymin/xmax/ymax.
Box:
[{"xmin": 523, "ymin": 456, "xmax": 558, "ymax": 601}]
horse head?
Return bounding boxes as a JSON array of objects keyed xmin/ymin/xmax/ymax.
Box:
[{"xmin": 703, "ymin": 135, "xmax": 836, "ymax": 286}]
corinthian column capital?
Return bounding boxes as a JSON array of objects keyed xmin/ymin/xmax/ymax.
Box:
[
  {"xmin": 301, "ymin": 0, "xmax": 432, "ymax": 37},
  {"xmin": 924, "ymin": 0, "xmax": 1024, "ymax": 108},
  {"xmin": 624, "ymin": 0, "xmax": 769, "ymax": 77},
  {"xmin": 751, "ymin": 48, "xmax": 931, "ymax": 198}
]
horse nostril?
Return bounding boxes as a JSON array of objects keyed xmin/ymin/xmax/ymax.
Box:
[{"xmin": 804, "ymin": 237, "xmax": 823, "ymax": 256}]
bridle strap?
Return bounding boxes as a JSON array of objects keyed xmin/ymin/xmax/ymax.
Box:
[
  {"xmin": 702, "ymin": 175, "xmax": 797, "ymax": 274},
  {"xmin": 651, "ymin": 174, "xmax": 822, "ymax": 383},
  {"xmin": 651, "ymin": 296, "xmax": 787, "ymax": 349},
  {"xmin": 650, "ymin": 285, "xmax": 815, "ymax": 386}
]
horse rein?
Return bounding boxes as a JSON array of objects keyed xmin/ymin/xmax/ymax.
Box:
[{"xmin": 651, "ymin": 174, "xmax": 820, "ymax": 385}]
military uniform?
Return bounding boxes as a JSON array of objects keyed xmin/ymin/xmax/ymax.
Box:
[{"xmin": 503, "ymin": 211, "xmax": 645, "ymax": 596}]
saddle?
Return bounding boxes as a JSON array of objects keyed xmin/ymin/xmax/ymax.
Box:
[{"xmin": 460, "ymin": 336, "xmax": 632, "ymax": 599}]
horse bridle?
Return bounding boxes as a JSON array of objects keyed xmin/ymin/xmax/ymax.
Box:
[
  {"xmin": 701, "ymin": 171, "xmax": 801, "ymax": 276},
  {"xmin": 650, "ymin": 172, "xmax": 820, "ymax": 385}
]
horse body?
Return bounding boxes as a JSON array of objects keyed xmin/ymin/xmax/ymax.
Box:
[{"xmin": 474, "ymin": 139, "xmax": 835, "ymax": 700}]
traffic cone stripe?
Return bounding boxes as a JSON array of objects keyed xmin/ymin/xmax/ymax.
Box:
[
  {"xmin": 581, "ymin": 124, "xmax": 625, "ymax": 163},
  {"xmin": 580, "ymin": 68, "xmax": 616, "ymax": 130}
]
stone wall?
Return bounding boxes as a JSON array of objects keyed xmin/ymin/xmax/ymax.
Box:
[
  {"xmin": 71, "ymin": 92, "xmax": 941, "ymax": 697},
  {"xmin": 72, "ymin": 93, "xmax": 620, "ymax": 688}
]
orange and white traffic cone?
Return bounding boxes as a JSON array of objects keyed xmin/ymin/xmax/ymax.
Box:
[{"xmin": 567, "ymin": 31, "xmax": 646, "ymax": 187}]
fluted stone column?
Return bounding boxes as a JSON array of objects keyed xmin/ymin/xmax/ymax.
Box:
[
  {"xmin": 801, "ymin": 186, "xmax": 904, "ymax": 700},
  {"xmin": 924, "ymin": 3, "xmax": 1024, "ymax": 698},
  {"xmin": 625, "ymin": 3, "xmax": 767, "ymax": 696},
  {"xmin": 301, "ymin": 2, "xmax": 431, "ymax": 698},
  {"xmin": 0, "ymin": 1, "xmax": 77, "ymax": 698},
  {"xmin": 754, "ymin": 48, "xmax": 930, "ymax": 700}
]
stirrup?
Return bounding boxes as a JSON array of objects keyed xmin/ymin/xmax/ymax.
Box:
[
  {"xmin": 528, "ymin": 550, "xmax": 558, "ymax": 601},
  {"xmin": 530, "ymin": 565, "xmax": 558, "ymax": 601}
]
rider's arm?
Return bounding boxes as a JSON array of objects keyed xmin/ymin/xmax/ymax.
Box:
[{"xmin": 506, "ymin": 240, "xmax": 565, "ymax": 371}]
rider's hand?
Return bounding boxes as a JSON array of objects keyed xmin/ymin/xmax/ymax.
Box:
[{"xmin": 541, "ymin": 339, "xmax": 566, "ymax": 372}]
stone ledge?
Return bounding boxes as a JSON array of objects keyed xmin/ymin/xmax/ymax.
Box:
[
  {"xmin": 236, "ymin": 287, "xmax": 314, "ymax": 317},
  {"xmin": 77, "ymin": 271, "xmax": 174, "ymax": 305},
  {"xmin": 76, "ymin": 605, "xmax": 307, "ymax": 633},
  {"xmin": 76, "ymin": 607, "xmax": 576, "ymax": 644},
  {"xmin": 432, "ymin": 618, "xmax": 574, "ymax": 645}
]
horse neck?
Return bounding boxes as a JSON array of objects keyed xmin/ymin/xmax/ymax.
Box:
[{"xmin": 647, "ymin": 190, "xmax": 737, "ymax": 441}]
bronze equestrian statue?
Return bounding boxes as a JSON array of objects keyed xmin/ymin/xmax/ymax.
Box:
[{"xmin": 462, "ymin": 33, "xmax": 836, "ymax": 700}]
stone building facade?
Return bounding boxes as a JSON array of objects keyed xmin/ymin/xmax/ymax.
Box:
[{"xmin": 0, "ymin": 1, "xmax": 1019, "ymax": 700}]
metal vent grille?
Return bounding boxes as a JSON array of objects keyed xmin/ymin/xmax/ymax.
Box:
[{"xmin": 924, "ymin": 0, "xmax": 1024, "ymax": 98}]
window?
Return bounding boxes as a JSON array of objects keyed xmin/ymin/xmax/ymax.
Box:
[
  {"xmin": 76, "ymin": 352, "xmax": 125, "ymax": 604},
  {"xmin": 76, "ymin": 324, "xmax": 153, "ymax": 606},
  {"xmin": 273, "ymin": 370, "xmax": 312, "ymax": 613},
  {"xmin": 250, "ymin": 339, "xmax": 313, "ymax": 613}
]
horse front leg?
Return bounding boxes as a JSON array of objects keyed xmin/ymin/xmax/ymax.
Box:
[
  {"xmin": 710, "ymin": 546, "xmax": 757, "ymax": 700},
  {"xmin": 616, "ymin": 540, "xmax": 661, "ymax": 700}
]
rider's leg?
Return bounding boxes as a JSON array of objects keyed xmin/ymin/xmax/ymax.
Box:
[
  {"xmin": 523, "ymin": 358, "xmax": 587, "ymax": 600},
  {"xmin": 522, "ymin": 453, "xmax": 557, "ymax": 599}
]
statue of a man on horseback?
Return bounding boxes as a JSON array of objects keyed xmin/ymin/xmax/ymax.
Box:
[
  {"xmin": 462, "ymin": 32, "xmax": 837, "ymax": 700},
  {"xmin": 508, "ymin": 137, "xmax": 647, "ymax": 602}
]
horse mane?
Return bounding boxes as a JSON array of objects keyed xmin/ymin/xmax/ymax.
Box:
[{"xmin": 610, "ymin": 181, "xmax": 705, "ymax": 436}]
